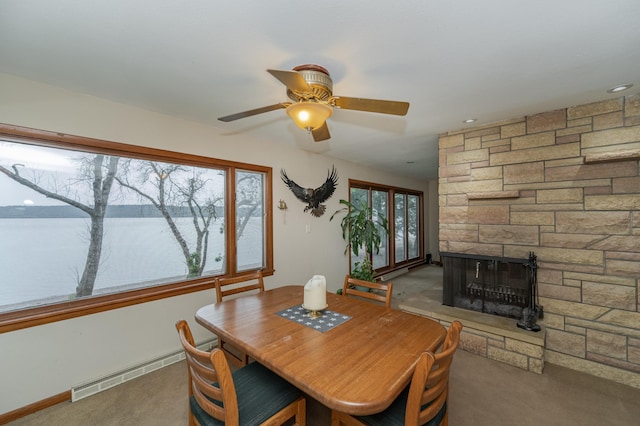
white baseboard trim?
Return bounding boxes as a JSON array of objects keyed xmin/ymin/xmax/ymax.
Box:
[
  {"xmin": 71, "ymin": 338, "xmax": 217, "ymax": 402},
  {"xmin": 379, "ymin": 267, "xmax": 409, "ymax": 282}
]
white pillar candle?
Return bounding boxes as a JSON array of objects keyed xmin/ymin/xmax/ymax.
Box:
[{"xmin": 304, "ymin": 275, "xmax": 327, "ymax": 310}]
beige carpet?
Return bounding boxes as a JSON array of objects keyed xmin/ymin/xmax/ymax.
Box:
[{"xmin": 9, "ymin": 347, "xmax": 640, "ymax": 425}]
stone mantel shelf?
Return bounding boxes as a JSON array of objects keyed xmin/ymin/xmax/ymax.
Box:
[
  {"xmin": 467, "ymin": 190, "xmax": 520, "ymax": 200},
  {"xmin": 583, "ymin": 149, "xmax": 640, "ymax": 164}
]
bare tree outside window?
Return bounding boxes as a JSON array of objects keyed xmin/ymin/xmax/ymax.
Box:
[
  {"xmin": 115, "ymin": 159, "xmax": 225, "ymax": 277},
  {"xmin": 236, "ymin": 170, "xmax": 265, "ymax": 271},
  {"xmin": 0, "ymin": 134, "xmax": 271, "ymax": 319},
  {"xmin": 0, "ymin": 148, "xmax": 119, "ymax": 297}
]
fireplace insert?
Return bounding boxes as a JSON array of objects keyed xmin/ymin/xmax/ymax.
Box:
[{"xmin": 442, "ymin": 252, "xmax": 540, "ymax": 329}]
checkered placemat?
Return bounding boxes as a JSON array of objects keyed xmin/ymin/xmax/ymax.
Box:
[{"xmin": 276, "ymin": 305, "xmax": 351, "ymax": 332}]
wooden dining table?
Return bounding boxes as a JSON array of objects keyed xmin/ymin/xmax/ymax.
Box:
[{"xmin": 195, "ymin": 285, "xmax": 446, "ymax": 416}]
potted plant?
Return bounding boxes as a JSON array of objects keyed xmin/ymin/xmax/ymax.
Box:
[{"xmin": 330, "ymin": 198, "xmax": 389, "ymax": 286}]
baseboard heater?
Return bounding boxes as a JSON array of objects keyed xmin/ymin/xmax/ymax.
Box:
[
  {"xmin": 71, "ymin": 338, "xmax": 217, "ymax": 402},
  {"xmin": 379, "ymin": 267, "xmax": 409, "ymax": 282}
]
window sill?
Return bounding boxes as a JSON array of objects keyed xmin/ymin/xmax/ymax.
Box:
[{"xmin": 0, "ymin": 278, "xmax": 215, "ymax": 333}]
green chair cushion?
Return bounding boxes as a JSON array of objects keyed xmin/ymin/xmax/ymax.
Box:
[
  {"xmin": 190, "ymin": 361, "xmax": 301, "ymax": 426},
  {"xmin": 355, "ymin": 386, "xmax": 447, "ymax": 426}
]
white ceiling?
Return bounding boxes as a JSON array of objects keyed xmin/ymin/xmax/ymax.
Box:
[{"xmin": 1, "ymin": 1, "xmax": 639, "ymax": 181}]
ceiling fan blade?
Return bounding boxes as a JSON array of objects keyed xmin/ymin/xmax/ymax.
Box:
[
  {"xmin": 218, "ymin": 103, "xmax": 289, "ymax": 122},
  {"xmin": 312, "ymin": 122, "xmax": 331, "ymax": 142},
  {"xmin": 332, "ymin": 96, "xmax": 410, "ymax": 116},
  {"xmin": 267, "ymin": 69, "xmax": 312, "ymax": 94}
]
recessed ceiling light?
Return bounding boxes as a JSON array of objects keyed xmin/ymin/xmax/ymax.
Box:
[
  {"xmin": 463, "ymin": 119, "xmax": 476, "ymax": 124},
  {"xmin": 607, "ymin": 84, "xmax": 633, "ymax": 93}
]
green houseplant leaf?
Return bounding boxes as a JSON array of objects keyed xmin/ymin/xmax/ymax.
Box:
[{"xmin": 330, "ymin": 199, "xmax": 389, "ymax": 282}]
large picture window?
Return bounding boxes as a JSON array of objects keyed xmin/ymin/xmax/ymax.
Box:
[
  {"xmin": 349, "ymin": 180, "xmax": 423, "ymax": 276},
  {"xmin": 0, "ymin": 124, "xmax": 272, "ymax": 332}
]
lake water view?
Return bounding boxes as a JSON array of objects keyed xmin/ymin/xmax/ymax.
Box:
[{"xmin": 0, "ymin": 217, "xmax": 263, "ymax": 308}]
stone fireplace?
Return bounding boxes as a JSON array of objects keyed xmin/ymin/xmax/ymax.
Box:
[{"xmin": 438, "ymin": 94, "xmax": 640, "ymax": 388}]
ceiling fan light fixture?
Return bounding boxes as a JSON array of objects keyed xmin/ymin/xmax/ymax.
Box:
[
  {"xmin": 218, "ymin": 65, "xmax": 409, "ymax": 142},
  {"xmin": 286, "ymin": 102, "xmax": 333, "ymax": 131}
]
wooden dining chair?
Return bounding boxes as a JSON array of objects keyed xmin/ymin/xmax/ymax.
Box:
[
  {"xmin": 215, "ymin": 270, "xmax": 265, "ymax": 303},
  {"xmin": 331, "ymin": 320, "xmax": 463, "ymax": 426},
  {"xmin": 214, "ymin": 270, "xmax": 265, "ymax": 366},
  {"xmin": 175, "ymin": 320, "xmax": 306, "ymax": 426},
  {"xmin": 342, "ymin": 275, "xmax": 393, "ymax": 308}
]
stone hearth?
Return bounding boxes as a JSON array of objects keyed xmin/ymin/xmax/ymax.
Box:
[{"xmin": 394, "ymin": 265, "xmax": 545, "ymax": 374}]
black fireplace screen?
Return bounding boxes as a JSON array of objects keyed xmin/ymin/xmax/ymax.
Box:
[{"xmin": 442, "ymin": 252, "xmax": 535, "ymax": 320}]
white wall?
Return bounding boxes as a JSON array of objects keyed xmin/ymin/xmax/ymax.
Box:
[
  {"xmin": 427, "ymin": 180, "xmax": 440, "ymax": 262},
  {"xmin": 0, "ymin": 73, "xmax": 435, "ymax": 413}
]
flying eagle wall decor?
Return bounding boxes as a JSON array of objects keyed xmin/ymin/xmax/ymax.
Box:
[{"xmin": 280, "ymin": 166, "xmax": 338, "ymax": 217}]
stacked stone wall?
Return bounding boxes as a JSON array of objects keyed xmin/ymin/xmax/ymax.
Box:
[{"xmin": 439, "ymin": 94, "xmax": 640, "ymax": 388}]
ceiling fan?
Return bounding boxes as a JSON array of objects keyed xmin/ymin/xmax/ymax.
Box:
[{"xmin": 218, "ymin": 64, "xmax": 410, "ymax": 142}]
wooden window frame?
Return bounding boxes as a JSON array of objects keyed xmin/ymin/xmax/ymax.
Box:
[
  {"xmin": 349, "ymin": 179, "xmax": 424, "ymax": 276},
  {"xmin": 0, "ymin": 123, "xmax": 273, "ymax": 333}
]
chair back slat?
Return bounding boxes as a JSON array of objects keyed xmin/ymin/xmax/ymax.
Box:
[
  {"xmin": 175, "ymin": 320, "xmax": 239, "ymax": 424},
  {"xmin": 214, "ymin": 271, "xmax": 265, "ymax": 366},
  {"xmin": 176, "ymin": 320, "xmax": 305, "ymax": 426},
  {"xmin": 417, "ymin": 391, "xmax": 448, "ymax": 425},
  {"xmin": 342, "ymin": 275, "xmax": 393, "ymax": 308},
  {"xmin": 215, "ymin": 270, "xmax": 265, "ymax": 303},
  {"xmin": 406, "ymin": 320, "xmax": 463, "ymax": 426}
]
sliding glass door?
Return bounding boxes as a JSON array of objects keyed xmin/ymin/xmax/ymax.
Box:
[{"xmin": 349, "ymin": 181, "xmax": 423, "ymax": 277}]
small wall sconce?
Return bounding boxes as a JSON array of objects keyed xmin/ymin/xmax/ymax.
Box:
[{"xmin": 277, "ymin": 199, "xmax": 288, "ymax": 210}]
